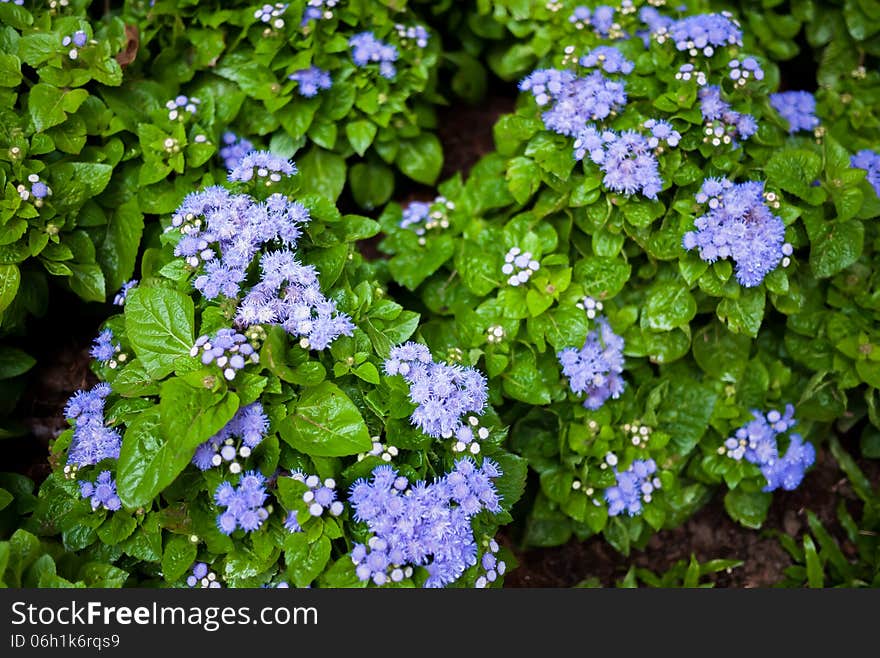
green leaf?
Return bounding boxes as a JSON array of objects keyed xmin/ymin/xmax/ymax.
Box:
[
  {"xmin": 118, "ymin": 386, "xmax": 238, "ymax": 508},
  {"xmin": 0, "ymin": 264, "xmax": 20, "ymax": 314},
  {"xmin": 0, "ymin": 346, "xmax": 33, "ymax": 380},
  {"xmin": 723, "ymin": 488, "xmax": 771, "ymax": 529},
  {"xmin": 162, "ymin": 534, "xmax": 197, "ymax": 583},
  {"xmin": 345, "ymin": 120, "xmax": 377, "ymax": 157},
  {"xmin": 278, "ymin": 381, "xmax": 371, "ymax": 457},
  {"xmin": 349, "ymin": 161, "xmax": 394, "ymax": 210},
  {"xmin": 574, "ymin": 257, "xmax": 631, "ymax": 300},
  {"xmin": 641, "ymin": 282, "xmax": 697, "ymax": 331},
  {"xmin": 692, "ymin": 321, "xmax": 751, "ymax": 381},
  {"xmin": 506, "ymin": 156, "xmax": 541, "ymax": 205},
  {"xmin": 159, "ymin": 378, "xmax": 240, "ymax": 461},
  {"xmin": 28, "ymin": 83, "xmax": 87, "ymax": 132},
  {"xmin": 69, "ymin": 263, "xmax": 106, "ymax": 302},
  {"xmin": 125, "ymin": 287, "xmax": 195, "ymax": 379},
  {"xmin": 396, "ymin": 133, "xmax": 443, "ymax": 185},
  {"xmin": 810, "ymin": 220, "xmax": 864, "ymax": 278},
  {"xmin": 49, "ymin": 162, "xmax": 113, "ymax": 212},
  {"xmin": 99, "ymin": 199, "xmax": 144, "ymax": 293},
  {"xmin": 297, "ymin": 147, "xmax": 346, "ymax": 202},
  {"xmin": 284, "ymin": 534, "xmax": 331, "ymax": 588},
  {"xmin": 803, "ymin": 535, "xmax": 824, "ymax": 588},
  {"xmin": 765, "ymin": 148, "xmax": 826, "ymax": 204},
  {"xmin": 717, "ymin": 287, "xmax": 765, "ymax": 337}
]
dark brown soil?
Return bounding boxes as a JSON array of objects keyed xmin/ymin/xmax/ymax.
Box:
[
  {"xmin": 437, "ymin": 94, "xmax": 516, "ymax": 179},
  {"xmin": 503, "ymin": 439, "xmax": 874, "ymax": 588}
]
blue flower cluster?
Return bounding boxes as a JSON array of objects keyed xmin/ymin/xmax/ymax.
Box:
[
  {"xmin": 215, "ymin": 471, "xmax": 270, "ymax": 534},
  {"xmin": 164, "ymin": 95, "xmax": 200, "ymax": 122},
  {"xmin": 851, "ymin": 149, "xmax": 880, "ymax": 197},
  {"xmin": 192, "ymin": 403, "xmax": 269, "ymax": 472},
  {"xmin": 289, "ymin": 471, "xmax": 345, "ymax": 518},
  {"xmin": 682, "ymin": 178, "xmax": 790, "ymax": 287},
  {"xmin": 173, "ymin": 187, "xmax": 304, "ymax": 289},
  {"xmin": 349, "ymin": 459, "xmax": 502, "ymax": 587},
  {"xmin": 399, "ymin": 195, "xmax": 454, "ymax": 244},
  {"xmin": 658, "ymin": 12, "xmax": 742, "ymax": 56},
  {"xmin": 186, "ymin": 562, "xmax": 221, "ymax": 588},
  {"xmin": 699, "ymin": 86, "xmax": 757, "ymax": 146},
  {"xmin": 675, "ymin": 63, "xmax": 707, "ymax": 85},
  {"xmin": 520, "ymin": 69, "xmax": 627, "ymax": 137},
  {"xmin": 502, "ymin": 246, "xmax": 540, "ymax": 287},
  {"xmin": 557, "ymin": 316, "xmax": 625, "ymax": 410},
  {"xmin": 474, "ymin": 538, "xmax": 506, "ymax": 588},
  {"xmin": 237, "ymin": 249, "xmax": 355, "ymax": 350},
  {"xmin": 219, "ymin": 132, "xmax": 253, "ymax": 171},
  {"xmin": 770, "ymin": 91, "xmax": 820, "ymax": 134},
  {"xmin": 644, "ymin": 119, "xmax": 681, "ymax": 149},
  {"xmin": 722, "ymin": 405, "xmax": 816, "ymax": 492},
  {"xmin": 79, "ymin": 471, "xmax": 121, "ymax": 512},
  {"xmin": 227, "ymin": 150, "xmax": 296, "ymax": 184},
  {"xmin": 61, "ymin": 30, "xmax": 87, "ymax": 59},
  {"xmin": 113, "ymin": 279, "xmax": 137, "ymax": 306},
  {"xmin": 579, "ymin": 46, "xmax": 633, "ymax": 75},
  {"xmin": 302, "ymin": 0, "xmax": 339, "ymax": 25},
  {"xmin": 288, "ymin": 66, "xmax": 332, "ymax": 97},
  {"xmin": 383, "ymin": 342, "xmax": 489, "ymax": 442},
  {"xmin": 604, "ymin": 456, "xmax": 661, "ymax": 517},
  {"xmin": 16, "ymin": 174, "xmax": 51, "ymax": 207},
  {"xmin": 728, "ymin": 57, "xmax": 764, "ymax": 86},
  {"xmin": 349, "ymin": 32, "xmax": 399, "ymax": 80},
  {"xmin": 65, "ymin": 384, "xmax": 121, "ymax": 469},
  {"xmin": 394, "ymin": 23, "xmax": 429, "ymax": 49},
  {"xmin": 90, "ymin": 328, "xmax": 119, "ymax": 364},
  {"xmin": 569, "ymin": 5, "xmax": 618, "ymax": 37},
  {"xmin": 574, "ymin": 126, "xmax": 663, "ymax": 198},
  {"xmin": 254, "ymin": 3, "xmax": 288, "ymax": 29},
  {"xmin": 191, "ymin": 329, "xmax": 259, "ymax": 381}
]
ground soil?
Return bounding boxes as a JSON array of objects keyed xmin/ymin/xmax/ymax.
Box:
[{"xmin": 6, "ymin": 90, "xmax": 878, "ymax": 588}]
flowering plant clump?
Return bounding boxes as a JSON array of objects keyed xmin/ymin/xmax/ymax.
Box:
[
  {"xmin": 12, "ymin": 146, "xmax": 523, "ymax": 589},
  {"xmin": 378, "ymin": 0, "xmax": 880, "ymax": 550},
  {"xmin": 124, "ymin": 0, "xmax": 447, "ymax": 211}
]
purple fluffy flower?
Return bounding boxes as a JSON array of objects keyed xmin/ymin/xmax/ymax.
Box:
[
  {"xmin": 770, "ymin": 91, "xmax": 819, "ymax": 134},
  {"xmin": 65, "ymin": 384, "xmax": 121, "ymax": 468},
  {"xmin": 349, "ymin": 459, "xmax": 502, "ymax": 588},
  {"xmin": 289, "ymin": 66, "xmax": 332, "ymax": 97},
  {"xmin": 604, "ymin": 457, "xmax": 660, "ymax": 517},
  {"xmin": 683, "ymin": 178, "xmax": 788, "ymax": 287},
  {"xmin": 580, "ymin": 46, "xmax": 633, "ymax": 75},
  {"xmin": 558, "ymin": 317, "xmax": 626, "ymax": 410},
  {"xmin": 80, "ymin": 470, "xmax": 122, "ymax": 512},
  {"xmin": 349, "ymin": 32, "xmax": 399, "ymax": 80},
  {"xmin": 851, "ymin": 149, "xmax": 880, "ymax": 197},
  {"xmin": 574, "ymin": 126, "xmax": 663, "ymax": 199},
  {"xmin": 219, "ymin": 133, "xmax": 254, "ymax": 171}
]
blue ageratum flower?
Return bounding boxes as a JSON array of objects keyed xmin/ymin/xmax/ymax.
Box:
[
  {"xmin": 558, "ymin": 316, "xmax": 625, "ymax": 410},
  {"xmin": 113, "ymin": 279, "xmax": 137, "ymax": 306},
  {"xmin": 699, "ymin": 86, "xmax": 757, "ymax": 146},
  {"xmin": 851, "ymin": 149, "xmax": 880, "ymax": 197},
  {"xmin": 682, "ymin": 177, "xmax": 790, "ymax": 287},
  {"xmin": 288, "ymin": 66, "xmax": 332, "ymax": 97},
  {"xmin": 219, "ymin": 132, "xmax": 253, "ymax": 171},
  {"xmin": 661, "ymin": 12, "xmax": 743, "ymax": 56},
  {"xmin": 186, "ymin": 562, "xmax": 222, "ymax": 588},
  {"xmin": 79, "ymin": 470, "xmax": 121, "ymax": 512},
  {"xmin": 574, "ymin": 126, "xmax": 663, "ymax": 199},
  {"xmin": 383, "ymin": 342, "xmax": 489, "ymax": 443},
  {"xmin": 520, "ymin": 69, "xmax": 627, "ymax": 137},
  {"xmin": 569, "ymin": 5, "xmax": 617, "ymax": 36},
  {"xmin": 191, "ymin": 329, "xmax": 259, "ymax": 382},
  {"xmin": 770, "ymin": 91, "xmax": 820, "ymax": 134},
  {"xmin": 90, "ymin": 328, "xmax": 118, "ymax": 363},
  {"xmin": 604, "ymin": 456, "xmax": 661, "ymax": 517},
  {"xmin": 214, "ymin": 471, "xmax": 270, "ymax": 535},
  {"xmin": 349, "ymin": 32, "xmax": 399, "ymax": 79},
  {"xmin": 192, "ymin": 402, "xmax": 269, "ymax": 471},
  {"xmin": 227, "ymin": 150, "xmax": 296, "ymax": 183},
  {"xmin": 348, "ymin": 459, "xmax": 502, "ymax": 587},
  {"xmin": 579, "ymin": 46, "xmax": 633, "ymax": 75},
  {"xmin": 65, "ymin": 384, "xmax": 121, "ymax": 468},
  {"xmin": 722, "ymin": 404, "xmax": 815, "ymax": 492},
  {"xmin": 301, "ymin": 0, "xmax": 339, "ymax": 25}
]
